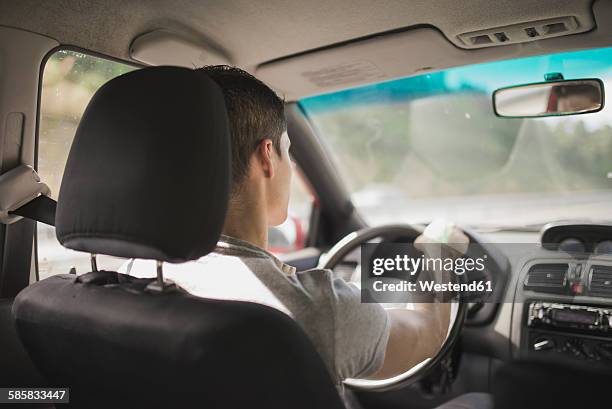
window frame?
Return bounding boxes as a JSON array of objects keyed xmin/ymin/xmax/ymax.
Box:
[
  {"xmin": 34, "ymin": 46, "xmax": 144, "ymax": 281},
  {"xmin": 35, "ymin": 45, "xmax": 144, "ymax": 171}
]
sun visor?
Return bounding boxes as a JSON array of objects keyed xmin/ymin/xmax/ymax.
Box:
[
  {"xmin": 130, "ymin": 30, "xmax": 231, "ymax": 67},
  {"xmin": 256, "ymin": 27, "xmax": 511, "ymax": 100}
]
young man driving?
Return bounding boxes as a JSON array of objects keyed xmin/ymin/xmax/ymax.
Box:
[{"xmin": 123, "ymin": 65, "xmax": 467, "ymax": 384}]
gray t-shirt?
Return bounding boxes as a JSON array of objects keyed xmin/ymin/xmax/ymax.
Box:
[{"xmin": 121, "ymin": 234, "xmax": 390, "ymax": 383}]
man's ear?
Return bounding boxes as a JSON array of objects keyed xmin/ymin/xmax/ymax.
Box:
[{"xmin": 255, "ymin": 139, "xmax": 275, "ymax": 179}]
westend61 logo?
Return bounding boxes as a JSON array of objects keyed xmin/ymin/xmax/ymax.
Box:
[{"xmin": 360, "ymin": 243, "xmax": 496, "ymax": 303}]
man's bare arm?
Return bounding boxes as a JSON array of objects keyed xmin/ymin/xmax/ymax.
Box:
[
  {"xmin": 367, "ymin": 223, "xmax": 467, "ymax": 380},
  {"xmin": 367, "ymin": 302, "xmax": 450, "ymax": 380}
]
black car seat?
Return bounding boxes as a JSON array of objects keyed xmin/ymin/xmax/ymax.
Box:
[
  {"xmin": 12, "ymin": 66, "xmax": 345, "ymax": 409},
  {"xmin": 0, "ymin": 297, "xmax": 47, "ymax": 387}
]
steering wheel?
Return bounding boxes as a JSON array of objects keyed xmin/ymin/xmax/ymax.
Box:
[{"xmin": 318, "ymin": 224, "xmax": 467, "ymax": 391}]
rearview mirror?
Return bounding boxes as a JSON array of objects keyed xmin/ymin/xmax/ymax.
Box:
[{"xmin": 493, "ymin": 79, "xmax": 604, "ymax": 118}]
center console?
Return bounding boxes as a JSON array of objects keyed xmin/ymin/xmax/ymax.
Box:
[
  {"xmin": 507, "ymin": 224, "xmax": 612, "ymax": 365},
  {"xmin": 524, "ymin": 301, "xmax": 612, "ymax": 362}
]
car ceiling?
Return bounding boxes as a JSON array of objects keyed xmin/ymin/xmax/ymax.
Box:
[{"xmin": 0, "ymin": 0, "xmax": 607, "ymax": 100}]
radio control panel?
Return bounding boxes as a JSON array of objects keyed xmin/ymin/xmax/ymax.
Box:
[
  {"xmin": 527, "ymin": 301, "xmax": 612, "ymax": 333},
  {"xmin": 525, "ymin": 301, "xmax": 612, "ymax": 363}
]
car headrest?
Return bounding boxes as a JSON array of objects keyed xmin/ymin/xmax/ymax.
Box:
[{"xmin": 56, "ymin": 66, "xmax": 231, "ymax": 263}]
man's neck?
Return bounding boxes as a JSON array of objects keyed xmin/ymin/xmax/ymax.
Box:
[{"xmin": 222, "ymin": 191, "xmax": 268, "ymax": 250}]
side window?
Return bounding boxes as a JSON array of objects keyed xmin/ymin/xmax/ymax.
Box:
[
  {"xmin": 267, "ymin": 168, "xmax": 315, "ymax": 254},
  {"xmin": 37, "ymin": 50, "xmax": 136, "ymax": 279}
]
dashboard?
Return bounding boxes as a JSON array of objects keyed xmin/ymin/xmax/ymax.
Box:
[
  {"xmin": 507, "ymin": 223, "xmax": 612, "ymax": 365},
  {"xmin": 330, "ymin": 222, "xmax": 612, "ymax": 365},
  {"xmin": 541, "ymin": 222, "xmax": 612, "ymax": 255}
]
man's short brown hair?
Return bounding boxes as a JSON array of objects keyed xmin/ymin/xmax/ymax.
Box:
[{"xmin": 198, "ymin": 66, "xmax": 286, "ymax": 191}]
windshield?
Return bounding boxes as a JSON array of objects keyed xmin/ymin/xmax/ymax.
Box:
[{"xmin": 299, "ymin": 47, "xmax": 612, "ymax": 229}]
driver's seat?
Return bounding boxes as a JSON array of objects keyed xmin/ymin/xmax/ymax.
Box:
[{"xmin": 12, "ymin": 67, "xmax": 345, "ymax": 409}]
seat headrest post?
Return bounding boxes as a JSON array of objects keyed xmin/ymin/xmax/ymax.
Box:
[
  {"xmin": 156, "ymin": 260, "xmax": 164, "ymax": 288},
  {"xmin": 143, "ymin": 260, "xmax": 172, "ymax": 293},
  {"xmin": 90, "ymin": 254, "xmax": 98, "ymax": 272}
]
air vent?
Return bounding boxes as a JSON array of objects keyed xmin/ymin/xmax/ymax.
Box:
[
  {"xmin": 590, "ymin": 265, "xmax": 612, "ymax": 298},
  {"xmin": 524, "ymin": 263, "xmax": 568, "ymax": 293},
  {"xmin": 457, "ymin": 16, "xmax": 584, "ymax": 49}
]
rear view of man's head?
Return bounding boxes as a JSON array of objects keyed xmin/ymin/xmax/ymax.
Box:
[{"xmin": 198, "ymin": 65, "xmax": 292, "ymax": 231}]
